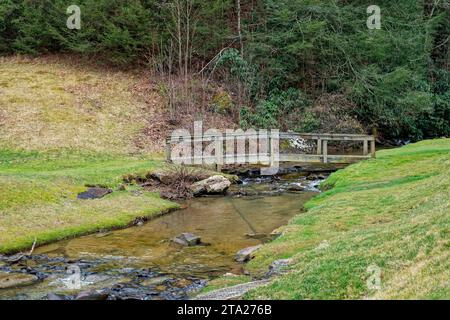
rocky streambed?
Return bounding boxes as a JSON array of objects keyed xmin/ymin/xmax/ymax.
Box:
[{"xmin": 0, "ymin": 168, "xmax": 331, "ymax": 300}]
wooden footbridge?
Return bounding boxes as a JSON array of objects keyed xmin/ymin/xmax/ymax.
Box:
[{"xmin": 166, "ymin": 131, "xmax": 376, "ymax": 170}]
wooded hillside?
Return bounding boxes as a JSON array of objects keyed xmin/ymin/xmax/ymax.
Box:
[{"xmin": 1, "ymin": 0, "xmax": 449, "ymax": 141}]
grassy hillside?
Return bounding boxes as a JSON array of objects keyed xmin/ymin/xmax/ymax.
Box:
[
  {"xmin": 242, "ymin": 139, "xmax": 449, "ymax": 299},
  {"xmin": 0, "ymin": 149, "xmax": 179, "ymax": 254},
  {"xmin": 0, "ymin": 57, "xmax": 180, "ymax": 254},
  {"xmin": 0, "ymin": 55, "xmax": 163, "ymax": 153}
]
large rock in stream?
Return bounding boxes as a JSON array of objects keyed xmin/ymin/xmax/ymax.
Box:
[
  {"xmin": 0, "ymin": 272, "xmax": 39, "ymax": 289},
  {"xmin": 189, "ymin": 175, "xmax": 231, "ymax": 196},
  {"xmin": 172, "ymin": 233, "xmax": 201, "ymax": 246},
  {"xmin": 75, "ymin": 290, "xmax": 109, "ymax": 300},
  {"xmin": 235, "ymin": 245, "xmax": 262, "ymax": 263}
]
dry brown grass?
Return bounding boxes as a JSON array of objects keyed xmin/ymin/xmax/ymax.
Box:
[
  {"xmin": 0, "ymin": 55, "xmax": 236, "ymax": 154},
  {"xmin": 0, "ymin": 55, "xmax": 157, "ymax": 153}
]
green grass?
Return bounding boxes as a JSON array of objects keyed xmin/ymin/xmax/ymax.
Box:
[
  {"xmin": 236, "ymin": 139, "xmax": 449, "ymax": 300},
  {"xmin": 0, "ymin": 57, "xmax": 182, "ymax": 254},
  {"xmin": 0, "ymin": 148, "xmax": 179, "ymax": 254}
]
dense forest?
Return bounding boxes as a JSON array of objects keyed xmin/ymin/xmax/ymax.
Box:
[{"xmin": 1, "ymin": 0, "xmax": 449, "ymax": 142}]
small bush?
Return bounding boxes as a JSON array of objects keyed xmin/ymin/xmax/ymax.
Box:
[
  {"xmin": 240, "ymin": 88, "xmax": 310, "ymax": 130},
  {"xmin": 296, "ymin": 94, "xmax": 365, "ymax": 134}
]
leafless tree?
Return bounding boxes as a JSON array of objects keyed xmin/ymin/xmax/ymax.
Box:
[{"xmin": 237, "ymin": 0, "xmax": 244, "ymax": 57}]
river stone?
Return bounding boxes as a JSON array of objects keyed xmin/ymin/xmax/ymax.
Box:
[
  {"xmin": 223, "ymin": 273, "xmax": 239, "ymax": 277},
  {"xmin": 306, "ymin": 173, "xmax": 327, "ymax": 181},
  {"xmin": 270, "ymin": 230, "xmax": 282, "ymax": 239},
  {"xmin": 190, "ymin": 175, "xmax": 231, "ymax": 196},
  {"xmin": 235, "ymin": 245, "xmax": 262, "ymax": 263},
  {"xmin": 150, "ymin": 171, "xmax": 174, "ymax": 185},
  {"xmin": 77, "ymin": 187, "xmax": 112, "ymax": 200},
  {"xmin": 288, "ymin": 183, "xmax": 306, "ymax": 191},
  {"xmin": 141, "ymin": 276, "xmax": 171, "ymax": 287},
  {"xmin": 3, "ymin": 253, "xmax": 24, "ymax": 263},
  {"xmin": 75, "ymin": 289, "xmax": 109, "ymax": 300},
  {"xmin": 0, "ymin": 272, "xmax": 39, "ymax": 289},
  {"xmin": 245, "ymin": 233, "xmax": 268, "ymax": 240},
  {"xmin": 46, "ymin": 293, "xmax": 66, "ymax": 300},
  {"xmin": 173, "ymin": 233, "xmax": 201, "ymax": 246},
  {"xmin": 245, "ymin": 233, "xmax": 281, "ymax": 243}
]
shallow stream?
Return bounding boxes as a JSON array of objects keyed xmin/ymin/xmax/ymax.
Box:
[{"xmin": 0, "ymin": 171, "xmax": 327, "ymax": 300}]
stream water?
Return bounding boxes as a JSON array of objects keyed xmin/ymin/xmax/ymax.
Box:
[{"xmin": 0, "ymin": 171, "xmax": 328, "ymax": 300}]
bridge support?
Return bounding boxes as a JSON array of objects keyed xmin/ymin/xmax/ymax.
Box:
[
  {"xmin": 317, "ymin": 139, "xmax": 322, "ymax": 155},
  {"xmin": 371, "ymin": 139, "xmax": 376, "ymax": 158},
  {"xmin": 363, "ymin": 140, "xmax": 368, "ymax": 156}
]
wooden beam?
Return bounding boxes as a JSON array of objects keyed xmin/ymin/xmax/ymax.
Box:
[
  {"xmin": 363, "ymin": 140, "xmax": 368, "ymax": 156},
  {"xmin": 371, "ymin": 139, "xmax": 376, "ymax": 158},
  {"xmin": 174, "ymin": 132, "xmax": 375, "ymax": 142},
  {"xmin": 173, "ymin": 154, "xmax": 372, "ymax": 165},
  {"xmin": 165, "ymin": 140, "xmax": 171, "ymax": 162},
  {"xmin": 215, "ymin": 136, "xmax": 223, "ymax": 171},
  {"xmin": 279, "ymin": 154, "xmax": 371, "ymax": 163},
  {"xmin": 269, "ymin": 133, "xmax": 275, "ymax": 167},
  {"xmin": 280, "ymin": 133, "xmax": 375, "ymax": 141}
]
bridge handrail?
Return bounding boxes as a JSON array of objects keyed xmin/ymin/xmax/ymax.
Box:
[
  {"xmin": 166, "ymin": 132, "xmax": 375, "ymax": 142},
  {"xmin": 165, "ymin": 131, "xmax": 376, "ymax": 166}
]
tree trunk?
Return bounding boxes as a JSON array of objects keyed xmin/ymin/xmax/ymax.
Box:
[{"xmin": 237, "ymin": 0, "xmax": 244, "ymax": 57}]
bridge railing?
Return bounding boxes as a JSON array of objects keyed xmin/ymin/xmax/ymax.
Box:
[
  {"xmin": 165, "ymin": 132, "xmax": 376, "ymax": 167},
  {"xmin": 279, "ymin": 132, "xmax": 376, "ymax": 164}
]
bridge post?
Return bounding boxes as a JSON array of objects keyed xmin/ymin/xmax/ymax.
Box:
[
  {"xmin": 371, "ymin": 138, "xmax": 376, "ymax": 158},
  {"xmin": 269, "ymin": 132, "xmax": 273, "ymax": 166},
  {"xmin": 317, "ymin": 139, "xmax": 322, "ymax": 155},
  {"xmin": 323, "ymin": 140, "xmax": 328, "ymax": 163},
  {"xmin": 371, "ymin": 127, "xmax": 377, "ymax": 158},
  {"xmin": 215, "ymin": 136, "xmax": 223, "ymax": 172},
  {"xmin": 363, "ymin": 139, "xmax": 368, "ymax": 156},
  {"xmin": 165, "ymin": 139, "xmax": 171, "ymax": 162},
  {"xmin": 269, "ymin": 130, "xmax": 277, "ymax": 167}
]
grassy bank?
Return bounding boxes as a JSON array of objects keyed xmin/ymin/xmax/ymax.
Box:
[
  {"xmin": 0, "ymin": 57, "xmax": 180, "ymax": 254},
  {"xmin": 0, "ymin": 149, "xmax": 178, "ymax": 254},
  {"xmin": 242, "ymin": 139, "xmax": 449, "ymax": 299},
  {"xmin": 202, "ymin": 139, "xmax": 449, "ymax": 299},
  {"xmin": 0, "ymin": 56, "xmax": 237, "ymax": 255}
]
